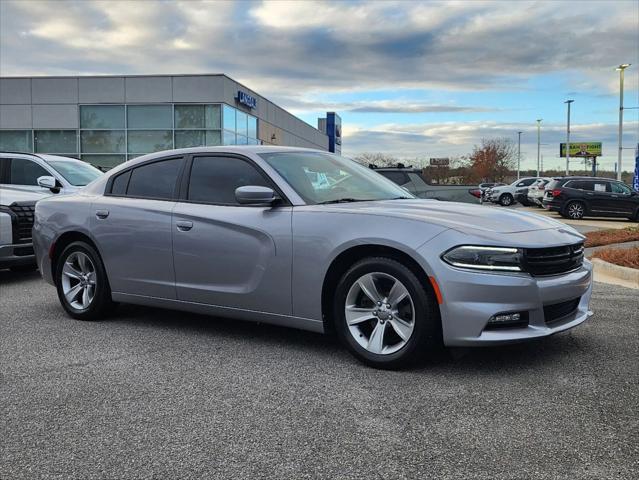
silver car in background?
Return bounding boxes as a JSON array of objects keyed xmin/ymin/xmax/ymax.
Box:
[{"xmin": 33, "ymin": 147, "xmax": 593, "ymax": 369}]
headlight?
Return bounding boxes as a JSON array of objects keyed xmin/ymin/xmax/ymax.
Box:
[{"xmin": 442, "ymin": 246, "xmax": 523, "ymax": 272}]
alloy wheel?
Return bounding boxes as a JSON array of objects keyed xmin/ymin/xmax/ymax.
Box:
[
  {"xmin": 61, "ymin": 251, "xmax": 96, "ymax": 310},
  {"xmin": 568, "ymin": 202, "xmax": 584, "ymax": 219},
  {"xmin": 345, "ymin": 272, "xmax": 415, "ymax": 355}
]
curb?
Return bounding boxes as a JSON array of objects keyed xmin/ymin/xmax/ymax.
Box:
[{"xmin": 591, "ymin": 258, "xmax": 639, "ymax": 289}]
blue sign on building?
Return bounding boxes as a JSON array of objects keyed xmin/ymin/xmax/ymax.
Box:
[
  {"xmin": 633, "ymin": 143, "xmax": 639, "ymax": 192},
  {"xmin": 237, "ymin": 90, "xmax": 257, "ymax": 109},
  {"xmin": 326, "ymin": 112, "xmax": 342, "ymax": 155}
]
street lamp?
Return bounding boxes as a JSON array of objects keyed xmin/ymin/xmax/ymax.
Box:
[
  {"xmin": 564, "ymin": 100, "xmax": 574, "ymax": 176},
  {"xmin": 536, "ymin": 119, "xmax": 542, "ymax": 177},
  {"xmin": 616, "ymin": 63, "xmax": 631, "ymax": 180},
  {"xmin": 517, "ymin": 131, "xmax": 523, "ymax": 179}
]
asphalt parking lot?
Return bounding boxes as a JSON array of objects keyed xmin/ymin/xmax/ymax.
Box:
[{"xmin": 1, "ymin": 272, "xmax": 638, "ymax": 480}]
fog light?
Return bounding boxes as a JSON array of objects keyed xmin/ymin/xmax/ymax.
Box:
[{"xmin": 485, "ymin": 311, "xmax": 528, "ymax": 330}]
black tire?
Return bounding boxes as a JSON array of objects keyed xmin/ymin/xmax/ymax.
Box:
[
  {"xmin": 499, "ymin": 193, "xmax": 514, "ymax": 206},
  {"xmin": 9, "ymin": 264, "xmax": 37, "ymax": 273},
  {"xmin": 564, "ymin": 201, "xmax": 585, "ymax": 220},
  {"xmin": 333, "ymin": 257, "xmax": 441, "ymax": 370},
  {"xmin": 55, "ymin": 241, "xmax": 114, "ymax": 321}
]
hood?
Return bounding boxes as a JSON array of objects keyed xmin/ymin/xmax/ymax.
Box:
[
  {"xmin": 313, "ymin": 199, "xmax": 573, "ymax": 234},
  {"xmin": 0, "ymin": 187, "xmax": 51, "ymax": 206}
]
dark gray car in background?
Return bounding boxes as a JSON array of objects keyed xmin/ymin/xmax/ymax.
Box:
[{"xmin": 33, "ymin": 146, "xmax": 593, "ymax": 369}]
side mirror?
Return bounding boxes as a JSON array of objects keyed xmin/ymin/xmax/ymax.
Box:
[
  {"xmin": 37, "ymin": 175, "xmax": 59, "ymax": 192},
  {"xmin": 235, "ymin": 185, "xmax": 278, "ymax": 205}
]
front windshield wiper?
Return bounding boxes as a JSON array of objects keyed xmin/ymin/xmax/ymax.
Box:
[{"xmin": 318, "ymin": 198, "xmax": 369, "ymax": 204}]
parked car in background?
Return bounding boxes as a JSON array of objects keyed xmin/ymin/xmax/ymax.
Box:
[
  {"xmin": 543, "ymin": 176, "xmax": 639, "ymax": 220},
  {"xmin": 373, "ymin": 166, "xmax": 479, "ymax": 204},
  {"xmin": 478, "ymin": 182, "xmax": 505, "ymax": 203},
  {"xmin": 0, "ymin": 152, "xmax": 103, "ymax": 195},
  {"xmin": 526, "ymin": 178, "xmax": 553, "ymax": 207},
  {"xmin": 0, "ymin": 187, "xmax": 48, "ymax": 271},
  {"xmin": 34, "ymin": 146, "xmax": 593, "ymax": 369},
  {"xmin": 486, "ymin": 177, "xmax": 545, "ymax": 206}
]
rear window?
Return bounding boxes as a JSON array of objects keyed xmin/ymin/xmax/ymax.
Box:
[
  {"xmin": 379, "ymin": 171, "xmax": 409, "ymax": 185},
  {"xmin": 546, "ymin": 180, "xmax": 561, "ymax": 190}
]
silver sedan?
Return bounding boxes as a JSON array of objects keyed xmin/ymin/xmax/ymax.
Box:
[{"xmin": 33, "ymin": 146, "xmax": 593, "ymax": 369}]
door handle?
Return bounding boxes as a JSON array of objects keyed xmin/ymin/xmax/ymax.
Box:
[
  {"xmin": 176, "ymin": 220, "xmax": 193, "ymax": 231},
  {"xmin": 95, "ymin": 210, "xmax": 109, "ymax": 219},
  {"xmin": 611, "ymin": 194, "xmax": 618, "ymax": 198}
]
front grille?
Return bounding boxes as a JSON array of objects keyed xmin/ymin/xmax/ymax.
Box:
[
  {"xmin": 544, "ymin": 297, "xmax": 581, "ymax": 324},
  {"xmin": 9, "ymin": 203, "xmax": 36, "ymax": 243},
  {"xmin": 523, "ymin": 243, "xmax": 584, "ymax": 276}
]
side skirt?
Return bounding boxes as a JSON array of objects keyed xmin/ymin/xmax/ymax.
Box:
[{"xmin": 111, "ymin": 292, "xmax": 325, "ymax": 333}]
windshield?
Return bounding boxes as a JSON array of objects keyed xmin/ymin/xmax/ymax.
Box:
[
  {"xmin": 47, "ymin": 160, "xmax": 103, "ymax": 186},
  {"xmin": 259, "ymin": 151, "xmax": 414, "ymax": 204}
]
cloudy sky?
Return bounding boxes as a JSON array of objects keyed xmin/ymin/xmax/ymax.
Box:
[{"xmin": 1, "ymin": 0, "xmax": 638, "ymax": 171}]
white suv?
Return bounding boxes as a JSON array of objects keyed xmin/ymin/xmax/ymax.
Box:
[
  {"xmin": 486, "ymin": 177, "xmax": 544, "ymax": 206},
  {"xmin": 0, "ymin": 152, "xmax": 103, "ymax": 195}
]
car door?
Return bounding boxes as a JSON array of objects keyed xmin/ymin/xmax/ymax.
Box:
[
  {"xmin": 172, "ymin": 154, "xmax": 293, "ymax": 315},
  {"xmin": 90, "ymin": 156, "xmax": 184, "ymax": 299},
  {"xmin": 609, "ymin": 182, "xmax": 636, "ymax": 216},
  {"xmin": 0, "ymin": 157, "xmax": 55, "ymax": 193},
  {"xmin": 586, "ymin": 180, "xmax": 614, "ymax": 214}
]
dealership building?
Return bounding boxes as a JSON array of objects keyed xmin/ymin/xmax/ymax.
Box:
[{"xmin": 0, "ymin": 74, "xmax": 341, "ymax": 170}]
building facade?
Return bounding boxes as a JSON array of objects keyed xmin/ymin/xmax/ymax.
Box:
[{"xmin": 0, "ymin": 74, "xmax": 330, "ymax": 170}]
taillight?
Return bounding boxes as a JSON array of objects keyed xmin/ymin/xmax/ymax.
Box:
[
  {"xmin": 552, "ymin": 189, "xmax": 562, "ymax": 197},
  {"xmin": 469, "ymin": 189, "xmax": 481, "ymax": 198}
]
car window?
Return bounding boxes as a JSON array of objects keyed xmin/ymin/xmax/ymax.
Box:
[
  {"xmin": 407, "ymin": 173, "xmax": 428, "ymax": 187},
  {"xmin": 125, "ymin": 158, "xmax": 182, "ymax": 200},
  {"xmin": 611, "ymin": 182, "xmax": 632, "ymax": 194},
  {"xmin": 110, "ymin": 170, "xmax": 131, "ymax": 195},
  {"xmin": 187, "ymin": 156, "xmax": 270, "ymax": 205},
  {"xmin": 379, "ymin": 171, "xmax": 409, "ymax": 185},
  {"xmin": 7, "ymin": 158, "xmax": 50, "ymax": 186},
  {"xmin": 518, "ymin": 178, "xmax": 536, "ymax": 187},
  {"xmin": 592, "ymin": 182, "xmax": 608, "ymax": 193},
  {"xmin": 46, "ymin": 160, "xmax": 102, "ymax": 186}
]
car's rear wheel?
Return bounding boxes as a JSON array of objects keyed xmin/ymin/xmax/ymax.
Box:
[
  {"xmin": 565, "ymin": 201, "xmax": 585, "ymax": 220},
  {"xmin": 333, "ymin": 257, "xmax": 441, "ymax": 369},
  {"xmin": 55, "ymin": 241, "xmax": 114, "ymax": 321},
  {"xmin": 499, "ymin": 193, "xmax": 514, "ymax": 206}
]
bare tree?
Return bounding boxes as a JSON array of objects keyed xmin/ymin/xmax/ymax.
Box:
[{"xmin": 352, "ymin": 152, "xmax": 400, "ymax": 167}]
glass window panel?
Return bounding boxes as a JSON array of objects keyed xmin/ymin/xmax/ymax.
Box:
[
  {"xmin": 34, "ymin": 130, "xmax": 77, "ymax": 153},
  {"xmin": 248, "ymin": 138, "xmax": 259, "ymax": 145},
  {"xmin": 46, "ymin": 159, "xmax": 102, "ymax": 186},
  {"xmin": 223, "ymin": 130, "xmax": 236, "ymax": 145},
  {"xmin": 127, "ymin": 105, "xmax": 172, "ymax": 129},
  {"xmin": 9, "ymin": 158, "xmax": 50, "ymax": 185},
  {"xmin": 80, "ymin": 105, "xmax": 125, "ymax": 129},
  {"xmin": 175, "ymin": 105, "xmax": 205, "ymax": 129},
  {"xmin": 127, "ymin": 130, "xmax": 173, "ymax": 153},
  {"xmin": 188, "ymin": 156, "xmax": 269, "ymax": 204},
  {"xmin": 81, "ymin": 154, "xmax": 126, "ymax": 170},
  {"xmin": 175, "ymin": 130, "xmax": 222, "ymax": 148},
  {"xmin": 127, "ymin": 158, "xmax": 182, "ymax": 199},
  {"xmin": 236, "ymin": 111, "xmax": 248, "ymax": 136},
  {"xmin": 81, "ymin": 130, "xmax": 125, "ymax": 154},
  {"xmin": 111, "ymin": 170, "xmax": 131, "ymax": 194},
  {"xmin": 236, "ymin": 134, "xmax": 248, "ymax": 145},
  {"xmin": 247, "ymin": 115, "xmax": 257, "ymax": 139},
  {"xmin": 0, "ymin": 130, "xmax": 32, "ymax": 152},
  {"xmin": 222, "ymin": 105, "xmax": 236, "ymax": 132},
  {"xmin": 206, "ymin": 105, "xmax": 221, "ymax": 129}
]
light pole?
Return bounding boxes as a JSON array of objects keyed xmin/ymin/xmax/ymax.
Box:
[
  {"xmin": 536, "ymin": 119, "xmax": 542, "ymax": 177},
  {"xmin": 564, "ymin": 100, "xmax": 574, "ymax": 176},
  {"xmin": 616, "ymin": 64, "xmax": 631, "ymax": 180},
  {"xmin": 517, "ymin": 131, "xmax": 523, "ymax": 179}
]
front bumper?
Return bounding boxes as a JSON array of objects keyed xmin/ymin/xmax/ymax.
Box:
[{"xmin": 0, "ymin": 243, "xmax": 35, "ymax": 268}]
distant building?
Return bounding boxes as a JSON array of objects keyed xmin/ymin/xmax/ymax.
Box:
[{"xmin": 0, "ymin": 74, "xmax": 336, "ymax": 170}]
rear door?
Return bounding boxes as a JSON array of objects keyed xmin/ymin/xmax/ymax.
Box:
[
  {"xmin": 587, "ymin": 180, "xmax": 613, "ymax": 214},
  {"xmin": 172, "ymin": 154, "xmax": 293, "ymax": 315},
  {"xmin": 91, "ymin": 156, "xmax": 184, "ymax": 299}
]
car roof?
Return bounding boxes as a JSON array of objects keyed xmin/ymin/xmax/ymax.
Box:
[{"xmin": 0, "ymin": 151, "xmax": 83, "ymax": 164}]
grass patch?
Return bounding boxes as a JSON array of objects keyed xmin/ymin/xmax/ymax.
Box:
[
  {"xmin": 592, "ymin": 247, "xmax": 639, "ymax": 269},
  {"xmin": 584, "ymin": 226, "xmax": 639, "ymax": 248}
]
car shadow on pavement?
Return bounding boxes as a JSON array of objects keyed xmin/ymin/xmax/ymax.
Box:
[
  {"xmin": 0, "ymin": 269, "xmax": 41, "ymax": 284},
  {"xmin": 108, "ymin": 303, "xmax": 591, "ymax": 374}
]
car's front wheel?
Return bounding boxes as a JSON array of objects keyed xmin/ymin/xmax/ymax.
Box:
[
  {"xmin": 499, "ymin": 193, "xmax": 514, "ymax": 206},
  {"xmin": 55, "ymin": 241, "xmax": 114, "ymax": 321},
  {"xmin": 334, "ymin": 257, "xmax": 441, "ymax": 369}
]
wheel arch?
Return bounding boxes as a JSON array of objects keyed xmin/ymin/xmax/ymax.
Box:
[
  {"xmin": 321, "ymin": 244, "xmax": 439, "ymax": 333},
  {"xmin": 50, "ymin": 231, "xmax": 101, "ymax": 281}
]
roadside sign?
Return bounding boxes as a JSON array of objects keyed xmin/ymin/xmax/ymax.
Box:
[
  {"xmin": 560, "ymin": 142, "xmax": 602, "ymax": 157},
  {"xmin": 430, "ymin": 158, "xmax": 450, "ymax": 166}
]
